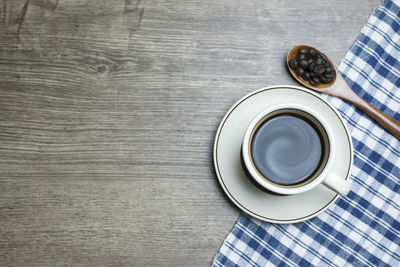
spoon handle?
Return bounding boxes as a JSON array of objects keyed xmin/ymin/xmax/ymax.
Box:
[
  {"xmin": 346, "ymin": 90, "xmax": 400, "ymax": 138},
  {"xmin": 329, "ymin": 73, "xmax": 400, "ymax": 139}
]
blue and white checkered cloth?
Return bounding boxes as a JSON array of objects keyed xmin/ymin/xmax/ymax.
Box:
[{"xmin": 212, "ymin": 0, "xmax": 400, "ymax": 266}]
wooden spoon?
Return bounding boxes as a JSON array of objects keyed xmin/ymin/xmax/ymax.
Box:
[{"xmin": 287, "ymin": 45, "xmax": 400, "ymax": 139}]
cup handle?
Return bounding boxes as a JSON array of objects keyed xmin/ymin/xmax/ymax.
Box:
[{"xmin": 322, "ymin": 173, "xmax": 351, "ymax": 196}]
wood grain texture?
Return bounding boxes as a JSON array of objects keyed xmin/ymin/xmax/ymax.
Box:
[{"xmin": 0, "ymin": 0, "xmax": 379, "ymax": 266}]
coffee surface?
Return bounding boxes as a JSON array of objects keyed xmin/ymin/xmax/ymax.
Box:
[{"xmin": 251, "ymin": 115, "xmax": 322, "ymax": 185}]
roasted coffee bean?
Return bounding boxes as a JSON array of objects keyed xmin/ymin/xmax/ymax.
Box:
[
  {"xmin": 299, "ymin": 59, "xmax": 309, "ymax": 69},
  {"xmin": 321, "ymin": 77, "xmax": 332, "ymax": 84},
  {"xmin": 308, "ymin": 62, "xmax": 316, "ymax": 72},
  {"xmin": 308, "ymin": 58, "xmax": 313, "ymax": 64},
  {"xmin": 314, "ymin": 66, "xmax": 325, "ymax": 76},
  {"xmin": 295, "ymin": 67, "xmax": 305, "ymax": 76},
  {"xmin": 299, "ymin": 48, "xmax": 308, "ymax": 54},
  {"xmin": 325, "ymin": 66, "xmax": 332, "ymax": 73},
  {"xmin": 324, "ymin": 72, "xmax": 335, "ymax": 78},
  {"xmin": 310, "ymin": 72, "xmax": 317, "ymax": 78},
  {"xmin": 297, "ymin": 53, "xmax": 307, "ymax": 61},
  {"xmin": 324, "ymin": 62, "xmax": 330, "ymax": 67},
  {"xmin": 312, "ymin": 65, "xmax": 320, "ymax": 74},
  {"xmin": 308, "ymin": 48, "xmax": 318, "ymax": 57},
  {"xmin": 312, "ymin": 77, "xmax": 321, "ymax": 83},
  {"xmin": 318, "ymin": 66, "xmax": 325, "ymax": 75},
  {"xmin": 316, "ymin": 58, "xmax": 323, "ymax": 65},
  {"xmin": 310, "ymin": 76, "xmax": 321, "ymax": 85},
  {"xmin": 289, "ymin": 59, "xmax": 297, "ymax": 69},
  {"xmin": 302, "ymin": 71, "xmax": 311, "ymax": 81}
]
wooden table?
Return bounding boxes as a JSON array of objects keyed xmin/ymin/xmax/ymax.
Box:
[{"xmin": 0, "ymin": 0, "xmax": 379, "ymax": 266}]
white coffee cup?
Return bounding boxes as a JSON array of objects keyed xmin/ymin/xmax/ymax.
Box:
[{"xmin": 241, "ymin": 103, "xmax": 351, "ymax": 196}]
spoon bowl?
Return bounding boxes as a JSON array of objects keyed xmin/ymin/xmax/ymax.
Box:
[
  {"xmin": 287, "ymin": 45, "xmax": 400, "ymax": 139},
  {"xmin": 287, "ymin": 45, "xmax": 337, "ymax": 90}
]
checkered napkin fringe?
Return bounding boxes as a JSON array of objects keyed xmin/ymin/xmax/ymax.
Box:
[{"xmin": 212, "ymin": 0, "xmax": 400, "ymax": 266}]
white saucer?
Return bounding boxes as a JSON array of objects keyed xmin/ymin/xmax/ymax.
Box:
[{"xmin": 213, "ymin": 85, "xmax": 353, "ymax": 224}]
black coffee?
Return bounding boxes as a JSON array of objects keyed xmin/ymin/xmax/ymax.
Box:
[{"xmin": 251, "ymin": 114, "xmax": 323, "ymax": 185}]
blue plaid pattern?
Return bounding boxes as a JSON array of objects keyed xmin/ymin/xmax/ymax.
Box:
[{"xmin": 212, "ymin": 0, "xmax": 400, "ymax": 266}]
